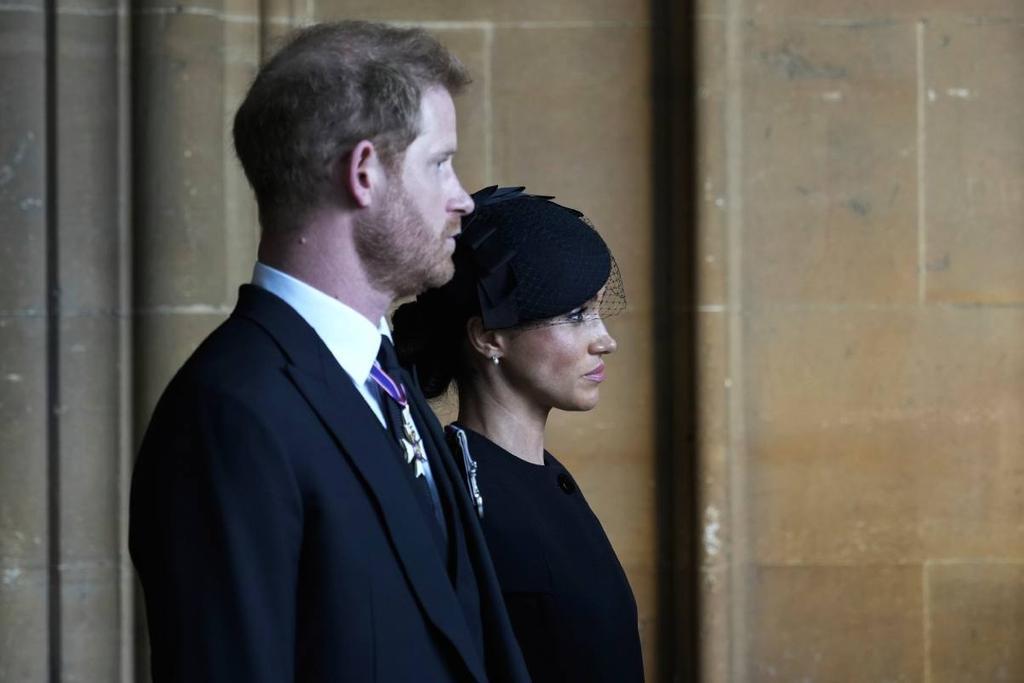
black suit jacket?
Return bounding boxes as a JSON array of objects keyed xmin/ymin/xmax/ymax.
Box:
[{"xmin": 129, "ymin": 285, "xmax": 530, "ymax": 682}]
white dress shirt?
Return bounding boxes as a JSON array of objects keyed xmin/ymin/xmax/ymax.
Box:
[
  {"xmin": 251, "ymin": 262, "xmax": 440, "ymax": 497},
  {"xmin": 252, "ymin": 261, "xmax": 390, "ymax": 425}
]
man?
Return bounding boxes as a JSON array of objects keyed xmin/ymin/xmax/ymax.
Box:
[{"xmin": 129, "ymin": 22, "xmax": 530, "ymax": 682}]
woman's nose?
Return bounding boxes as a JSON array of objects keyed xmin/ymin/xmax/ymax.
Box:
[{"xmin": 591, "ymin": 326, "xmax": 617, "ymax": 355}]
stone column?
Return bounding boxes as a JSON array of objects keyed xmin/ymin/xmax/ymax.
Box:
[
  {"xmin": 55, "ymin": 0, "xmax": 133, "ymax": 678},
  {"xmin": 1, "ymin": 0, "xmax": 135, "ymax": 677},
  {"xmin": 1, "ymin": 2, "xmax": 49, "ymax": 678}
]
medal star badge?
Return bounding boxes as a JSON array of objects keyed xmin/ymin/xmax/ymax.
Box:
[{"xmin": 401, "ymin": 405, "xmax": 429, "ymax": 478}]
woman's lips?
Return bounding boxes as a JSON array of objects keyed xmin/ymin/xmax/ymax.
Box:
[{"xmin": 584, "ymin": 362, "xmax": 606, "ymax": 382}]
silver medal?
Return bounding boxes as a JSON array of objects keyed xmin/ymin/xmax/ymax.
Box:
[{"xmin": 401, "ymin": 405, "xmax": 428, "ymax": 478}]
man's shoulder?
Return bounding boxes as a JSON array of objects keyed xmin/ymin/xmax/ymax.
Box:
[
  {"xmin": 190, "ymin": 313, "xmax": 282, "ymax": 379},
  {"xmin": 153, "ymin": 310, "xmax": 297, "ymax": 419}
]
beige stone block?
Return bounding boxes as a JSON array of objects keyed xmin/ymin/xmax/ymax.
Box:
[
  {"xmin": 0, "ymin": 315, "xmax": 48, "ymax": 678},
  {"xmin": 699, "ymin": 564, "xmax": 730, "ymax": 683},
  {"xmin": 491, "ymin": 0, "xmax": 645, "ymax": 23},
  {"xmin": 58, "ymin": 0, "xmax": 119, "ymax": 12},
  {"xmin": 928, "ymin": 562, "xmax": 1024, "ymax": 683},
  {"xmin": 746, "ymin": 307, "xmax": 1024, "ymax": 564},
  {"xmin": 314, "ymin": 0, "xmax": 644, "ymax": 23},
  {"xmin": 0, "ymin": 566, "xmax": 47, "ymax": 681},
  {"xmin": 135, "ymin": 0, "xmax": 255, "ymax": 13},
  {"xmin": 924, "ymin": 20, "xmax": 1024, "ymax": 304},
  {"xmin": 923, "ymin": 0, "xmax": 1024, "ymax": 15},
  {"xmin": 744, "ymin": 1, "xmax": 900, "ymax": 20},
  {"xmin": 315, "ymin": 0, "xmax": 491, "ymax": 22},
  {"xmin": 492, "ymin": 25, "xmax": 652, "ymax": 315},
  {"xmin": 750, "ymin": 417, "xmax": 929, "ymax": 564},
  {"xmin": 749, "ymin": 564, "xmax": 923, "ymax": 682},
  {"xmin": 0, "ymin": 0, "xmax": 42, "ymax": 8},
  {"xmin": 0, "ymin": 317, "xmax": 47, "ymax": 568},
  {"xmin": 574, "ymin": 455, "xmax": 654, "ymax": 568},
  {"xmin": 430, "ymin": 28, "xmax": 489, "ymax": 191},
  {"xmin": 695, "ymin": 308, "xmax": 729, "ymax": 580},
  {"xmin": 60, "ymin": 315, "xmax": 123, "ymax": 562},
  {"xmin": 134, "ymin": 311, "xmax": 227, "ymax": 430},
  {"xmin": 57, "ymin": 15, "xmax": 123, "ymax": 313},
  {"xmin": 0, "ymin": 13, "xmax": 46, "ymax": 313},
  {"xmin": 61, "ymin": 563, "xmax": 121, "ymax": 682},
  {"xmin": 914, "ymin": 424, "xmax": 1024, "ymax": 560},
  {"xmin": 696, "ymin": 17, "xmax": 728, "ymax": 308},
  {"xmin": 259, "ymin": 0, "xmax": 306, "ymax": 23},
  {"xmin": 134, "ymin": 13, "xmax": 233, "ymax": 308},
  {"xmin": 696, "ymin": 310, "xmax": 727, "ymax": 477},
  {"xmin": 741, "ymin": 21, "xmax": 918, "ymax": 306},
  {"xmin": 742, "ymin": 1, "xmax": 1024, "ymax": 20}
]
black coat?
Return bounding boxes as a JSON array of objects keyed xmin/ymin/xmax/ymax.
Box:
[
  {"xmin": 456, "ymin": 427, "xmax": 645, "ymax": 683},
  {"xmin": 129, "ymin": 285, "xmax": 530, "ymax": 683}
]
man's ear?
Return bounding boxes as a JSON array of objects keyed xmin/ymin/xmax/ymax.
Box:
[
  {"xmin": 344, "ymin": 139, "xmax": 381, "ymax": 208},
  {"xmin": 466, "ymin": 317, "xmax": 506, "ymax": 362}
]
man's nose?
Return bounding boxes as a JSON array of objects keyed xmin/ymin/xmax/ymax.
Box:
[{"xmin": 450, "ymin": 178, "xmax": 474, "ymax": 215}]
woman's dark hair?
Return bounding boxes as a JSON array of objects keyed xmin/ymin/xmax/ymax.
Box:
[
  {"xmin": 392, "ymin": 186, "xmax": 624, "ymax": 399},
  {"xmin": 392, "ymin": 286, "xmax": 472, "ymax": 399}
]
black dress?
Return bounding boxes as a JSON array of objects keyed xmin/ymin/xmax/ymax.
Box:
[{"xmin": 451, "ymin": 425, "xmax": 645, "ymax": 683}]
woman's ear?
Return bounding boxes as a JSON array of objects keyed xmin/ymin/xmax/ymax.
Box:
[
  {"xmin": 466, "ymin": 317, "xmax": 505, "ymax": 362},
  {"xmin": 343, "ymin": 140, "xmax": 382, "ymax": 208}
]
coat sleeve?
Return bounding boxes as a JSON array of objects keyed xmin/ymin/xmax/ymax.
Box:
[{"xmin": 130, "ymin": 386, "xmax": 304, "ymax": 683}]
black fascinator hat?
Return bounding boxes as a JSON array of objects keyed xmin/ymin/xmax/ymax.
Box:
[{"xmin": 392, "ymin": 186, "xmax": 626, "ymax": 397}]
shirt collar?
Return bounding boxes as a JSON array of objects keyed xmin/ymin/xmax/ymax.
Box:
[{"xmin": 251, "ymin": 262, "xmax": 389, "ymax": 384}]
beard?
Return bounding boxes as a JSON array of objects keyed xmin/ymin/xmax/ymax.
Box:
[{"xmin": 354, "ymin": 180, "xmax": 459, "ymax": 299}]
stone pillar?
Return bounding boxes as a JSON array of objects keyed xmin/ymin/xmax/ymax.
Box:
[
  {"xmin": 1, "ymin": 0, "xmax": 134, "ymax": 677},
  {"xmin": 55, "ymin": 0, "xmax": 133, "ymax": 678},
  {"xmin": 1, "ymin": 2, "xmax": 49, "ymax": 678}
]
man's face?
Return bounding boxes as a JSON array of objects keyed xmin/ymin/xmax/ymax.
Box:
[{"xmin": 355, "ymin": 87, "xmax": 474, "ymax": 299}]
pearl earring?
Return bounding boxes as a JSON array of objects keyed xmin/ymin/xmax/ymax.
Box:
[{"xmin": 490, "ymin": 355, "xmax": 500, "ymax": 366}]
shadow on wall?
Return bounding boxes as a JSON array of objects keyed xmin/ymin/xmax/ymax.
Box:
[{"xmin": 651, "ymin": 0, "xmax": 701, "ymax": 681}]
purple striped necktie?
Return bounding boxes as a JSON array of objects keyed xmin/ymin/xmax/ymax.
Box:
[
  {"xmin": 370, "ymin": 338, "xmax": 447, "ymax": 537},
  {"xmin": 369, "ymin": 360, "xmax": 407, "ymax": 407}
]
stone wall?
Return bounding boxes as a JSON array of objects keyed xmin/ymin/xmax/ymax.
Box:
[
  {"xmin": 696, "ymin": 0, "xmax": 1024, "ymax": 681},
  {"xmin": 2, "ymin": 0, "xmax": 1022, "ymax": 680}
]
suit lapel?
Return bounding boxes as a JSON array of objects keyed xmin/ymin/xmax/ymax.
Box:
[{"xmin": 235, "ymin": 286, "xmax": 487, "ymax": 683}]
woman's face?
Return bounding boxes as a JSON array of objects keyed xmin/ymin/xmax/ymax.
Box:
[{"xmin": 497, "ymin": 297, "xmax": 618, "ymax": 412}]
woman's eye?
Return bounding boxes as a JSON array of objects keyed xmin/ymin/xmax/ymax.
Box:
[{"xmin": 566, "ymin": 308, "xmax": 586, "ymax": 323}]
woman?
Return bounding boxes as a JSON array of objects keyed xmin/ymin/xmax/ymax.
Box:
[{"xmin": 392, "ymin": 186, "xmax": 644, "ymax": 682}]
